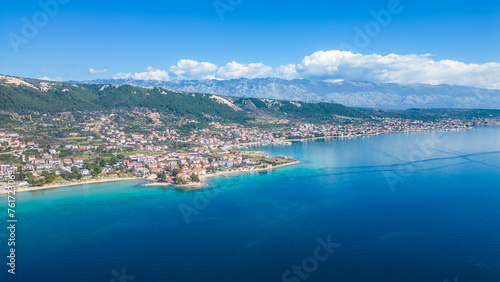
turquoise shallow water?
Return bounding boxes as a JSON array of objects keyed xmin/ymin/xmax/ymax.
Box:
[{"xmin": 1, "ymin": 126, "xmax": 500, "ymax": 281}]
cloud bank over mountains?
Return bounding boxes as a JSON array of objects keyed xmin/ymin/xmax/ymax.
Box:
[
  {"xmin": 114, "ymin": 66, "xmax": 170, "ymax": 81},
  {"xmin": 88, "ymin": 68, "xmax": 107, "ymax": 74},
  {"xmin": 110, "ymin": 50, "xmax": 500, "ymax": 89}
]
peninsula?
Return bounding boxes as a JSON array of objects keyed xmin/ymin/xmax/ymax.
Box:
[{"xmin": 1, "ymin": 75, "xmax": 500, "ymax": 194}]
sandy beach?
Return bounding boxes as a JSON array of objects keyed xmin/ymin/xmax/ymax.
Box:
[{"xmin": 0, "ymin": 177, "xmax": 143, "ymax": 195}]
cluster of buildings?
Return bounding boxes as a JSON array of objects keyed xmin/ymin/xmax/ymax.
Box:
[
  {"xmin": 123, "ymin": 152, "xmax": 251, "ymax": 181},
  {"xmin": 85, "ymin": 121, "xmax": 287, "ymax": 151},
  {"xmin": 0, "ymin": 132, "xmax": 37, "ymax": 149},
  {"xmin": 287, "ymin": 118, "xmax": 497, "ymax": 139},
  {"xmin": 0, "ymin": 155, "xmax": 88, "ymax": 181},
  {"xmin": 2, "ymin": 115, "xmax": 500, "ymax": 184}
]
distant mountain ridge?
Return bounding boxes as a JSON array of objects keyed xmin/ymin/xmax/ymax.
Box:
[
  {"xmin": 77, "ymin": 77, "xmax": 500, "ymax": 110},
  {"xmin": 0, "ymin": 75, "xmax": 363, "ymax": 122}
]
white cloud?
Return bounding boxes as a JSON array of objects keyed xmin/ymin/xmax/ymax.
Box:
[
  {"xmin": 169, "ymin": 60, "xmax": 218, "ymax": 80},
  {"xmin": 275, "ymin": 64, "xmax": 299, "ymax": 80},
  {"xmin": 109, "ymin": 51, "xmax": 500, "ymax": 89},
  {"xmin": 324, "ymin": 78, "xmax": 344, "ymax": 84},
  {"xmin": 295, "ymin": 50, "xmax": 500, "ymax": 89},
  {"xmin": 88, "ymin": 68, "xmax": 107, "ymax": 74},
  {"xmin": 112, "ymin": 61, "xmax": 273, "ymax": 81},
  {"xmin": 38, "ymin": 76, "xmax": 63, "ymax": 82},
  {"xmin": 216, "ymin": 62, "xmax": 273, "ymax": 79},
  {"xmin": 113, "ymin": 66, "xmax": 170, "ymax": 81}
]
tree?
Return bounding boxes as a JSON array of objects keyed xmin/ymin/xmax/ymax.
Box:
[
  {"xmin": 35, "ymin": 178, "xmax": 46, "ymax": 186},
  {"xmin": 45, "ymin": 174, "xmax": 56, "ymax": 183},
  {"xmin": 69, "ymin": 166, "xmax": 80, "ymax": 179},
  {"xmin": 109, "ymin": 155, "xmax": 118, "ymax": 165},
  {"xmin": 172, "ymin": 168, "xmax": 181, "ymax": 176},
  {"xmin": 191, "ymin": 174, "xmax": 200, "ymax": 182},
  {"xmin": 97, "ymin": 157, "xmax": 107, "ymax": 167},
  {"xmin": 61, "ymin": 171, "xmax": 70, "ymax": 180},
  {"xmin": 158, "ymin": 172, "xmax": 166, "ymax": 181},
  {"xmin": 16, "ymin": 168, "xmax": 26, "ymax": 181},
  {"xmin": 176, "ymin": 177, "xmax": 188, "ymax": 184},
  {"xmin": 93, "ymin": 166, "xmax": 102, "ymax": 174}
]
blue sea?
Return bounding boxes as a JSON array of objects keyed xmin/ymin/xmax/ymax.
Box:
[{"xmin": 1, "ymin": 126, "xmax": 500, "ymax": 281}]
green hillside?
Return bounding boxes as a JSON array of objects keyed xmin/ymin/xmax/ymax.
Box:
[{"xmin": 0, "ymin": 75, "xmax": 365, "ymax": 122}]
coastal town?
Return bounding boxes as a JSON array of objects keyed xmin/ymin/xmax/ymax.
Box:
[{"xmin": 1, "ymin": 112, "xmax": 499, "ymax": 193}]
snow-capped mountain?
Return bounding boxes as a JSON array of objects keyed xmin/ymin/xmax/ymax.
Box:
[{"xmin": 77, "ymin": 77, "xmax": 500, "ymax": 109}]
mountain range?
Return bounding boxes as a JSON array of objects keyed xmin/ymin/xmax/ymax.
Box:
[
  {"xmin": 78, "ymin": 78, "xmax": 500, "ymax": 110},
  {"xmin": 3, "ymin": 74, "xmax": 500, "ymax": 123},
  {"xmin": 0, "ymin": 75, "xmax": 363, "ymax": 122}
]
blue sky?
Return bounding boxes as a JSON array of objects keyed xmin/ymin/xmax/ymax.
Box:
[{"xmin": 1, "ymin": 0, "xmax": 499, "ymax": 88}]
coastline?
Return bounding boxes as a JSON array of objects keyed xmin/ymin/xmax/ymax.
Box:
[
  {"xmin": 1, "ymin": 161, "xmax": 301, "ymax": 194},
  {"xmin": 0, "ymin": 126, "xmax": 491, "ymax": 195},
  {"xmin": 0, "ymin": 177, "xmax": 143, "ymax": 195},
  {"xmin": 0, "ymin": 126, "xmax": 483, "ymax": 196},
  {"xmin": 283, "ymin": 127, "xmax": 473, "ymax": 143},
  {"xmin": 230, "ymin": 127, "xmax": 476, "ymax": 151},
  {"xmin": 201, "ymin": 160, "xmax": 300, "ymax": 180},
  {"xmin": 136, "ymin": 160, "xmax": 301, "ymax": 190}
]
